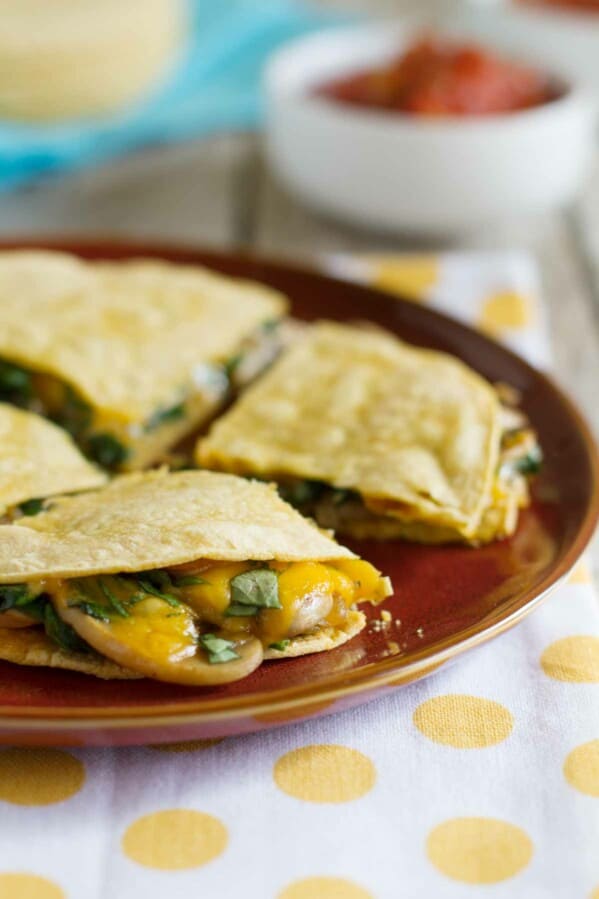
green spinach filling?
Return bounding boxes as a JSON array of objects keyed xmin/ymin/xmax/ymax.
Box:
[
  {"xmin": 0, "ymin": 359, "xmax": 129, "ymax": 470},
  {"xmin": 0, "ymin": 318, "xmax": 279, "ymax": 470},
  {"xmin": 16, "ymin": 498, "xmax": 45, "ymax": 517},
  {"xmin": 0, "ymin": 360, "xmax": 32, "ymax": 406},
  {"xmin": 278, "ymin": 479, "xmax": 357, "ymax": 511},
  {"xmin": 0, "ymin": 584, "xmax": 88, "ymax": 654}
]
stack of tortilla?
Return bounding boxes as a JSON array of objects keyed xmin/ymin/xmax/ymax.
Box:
[{"xmin": 0, "ymin": 0, "xmax": 185, "ymax": 120}]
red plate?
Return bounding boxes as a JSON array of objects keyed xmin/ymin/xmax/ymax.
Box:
[{"xmin": 0, "ymin": 239, "xmax": 596, "ymax": 746}]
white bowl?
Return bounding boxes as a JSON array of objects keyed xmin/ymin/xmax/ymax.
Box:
[
  {"xmin": 264, "ymin": 23, "xmax": 596, "ymax": 235},
  {"xmin": 476, "ymin": 3, "xmax": 599, "ymax": 103}
]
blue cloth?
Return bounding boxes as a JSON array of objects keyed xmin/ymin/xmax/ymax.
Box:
[{"xmin": 0, "ymin": 1, "xmax": 336, "ymax": 190}]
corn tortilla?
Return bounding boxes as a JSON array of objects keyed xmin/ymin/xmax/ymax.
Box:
[
  {"xmin": 0, "ymin": 469, "xmax": 354, "ymax": 583},
  {"xmin": 0, "ymin": 403, "xmax": 106, "ymax": 515},
  {"xmin": 197, "ymin": 321, "xmax": 502, "ymax": 539},
  {"xmin": 0, "ymin": 250, "xmax": 286, "ymax": 423}
]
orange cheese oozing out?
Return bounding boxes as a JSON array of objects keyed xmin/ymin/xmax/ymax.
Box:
[
  {"xmin": 42, "ymin": 557, "xmax": 391, "ymax": 678},
  {"xmin": 170, "ymin": 557, "xmax": 390, "ymax": 644}
]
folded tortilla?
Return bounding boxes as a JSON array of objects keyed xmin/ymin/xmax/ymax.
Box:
[
  {"xmin": 197, "ymin": 322, "xmax": 537, "ymax": 544},
  {"xmin": 0, "ymin": 250, "xmax": 287, "ymax": 470},
  {"xmin": 0, "ymin": 402, "xmax": 106, "ymax": 517},
  {"xmin": 0, "ymin": 627, "xmax": 141, "ymax": 680},
  {"xmin": 0, "ymin": 470, "xmax": 390, "ymax": 683}
]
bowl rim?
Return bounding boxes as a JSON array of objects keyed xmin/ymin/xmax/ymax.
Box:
[{"xmin": 264, "ymin": 20, "xmax": 595, "ymax": 131}]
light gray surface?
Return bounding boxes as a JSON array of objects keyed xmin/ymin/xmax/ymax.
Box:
[{"xmin": 0, "ymin": 133, "xmax": 596, "ymax": 572}]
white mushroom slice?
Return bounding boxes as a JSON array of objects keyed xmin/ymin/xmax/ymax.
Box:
[
  {"xmin": 285, "ymin": 592, "xmax": 333, "ymax": 639},
  {"xmin": 50, "ymin": 578, "xmax": 263, "ymax": 686}
]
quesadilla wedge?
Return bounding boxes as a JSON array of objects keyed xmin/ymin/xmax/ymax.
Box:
[
  {"xmin": 0, "ymin": 402, "xmax": 106, "ymax": 521},
  {"xmin": 0, "ymin": 402, "xmax": 108, "ymax": 629},
  {"xmin": 196, "ymin": 322, "xmax": 542, "ymax": 545},
  {"xmin": 0, "ymin": 469, "xmax": 391, "ymax": 684},
  {"xmin": 0, "ymin": 250, "xmax": 287, "ymax": 471}
]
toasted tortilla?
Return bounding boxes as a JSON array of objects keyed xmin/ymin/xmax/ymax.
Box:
[
  {"xmin": 0, "ymin": 610, "xmax": 366, "ymax": 680},
  {"xmin": 263, "ymin": 611, "xmax": 366, "ymax": 659},
  {"xmin": 0, "ymin": 403, "xmax": 106, "ymax": 515},
  {"xmin": 0, "ymin": 469, "xmax": 353, "ymax": 583},
  {"xmin": 197, "ymin": 321, "xmax": 502, "ymax": 539},
  {"xmin": 311, "ymin": 469, "xmax": 528, "ymax": 545},
  {"xmin": 0, "ymin": 250, "xmax": 286, "ymax": 423},
  {"xmin": 0, "ymin": 627, "xmax": 141, "ymax": 679}
]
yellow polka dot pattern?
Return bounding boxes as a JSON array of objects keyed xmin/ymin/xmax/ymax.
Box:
[
  {"xmin": 0, "ymin": 749, "xmax": 84, "ymax": 806},
  {"xmin": 564, "ymin": 740, "xmax": 599, "ymax": 797},
  {"xmin": 541, "ymin": 637, "xmax": 599, "ymax": 683},
  {"xmin": 373, "ymin": 256, "xmax": 438, "ymax": 302},
  {"xmin": 0, "ymin": 874, "xmax": 64, "ymax": 899},
  {"xmin": 427, "ymin": 818, "xmax": 533, "ymax": 884},
  {"xmin": 413, "ymin": 694, "xmax": 513, "ymax": 748},
  {"xmin": 122, "ymin": 809, "xmax": 228, "ymax": 870},
  {"xmin": 278, "ymin": 877, "xmax": 373, "ymax": 899},
  {"xmin": 273, "ymin": 745, "xmax": 376, "ymax": 803},
  {"xmin": 478, "ymin": 291, "xmax": 533, "ymax": 336},
  {"xmin": 568, "ymin": 561, "xmax": 592, "ymax": 584}
]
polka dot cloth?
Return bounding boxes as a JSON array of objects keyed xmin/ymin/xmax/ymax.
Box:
[
  {"xmin": 1, "ymin": 253, "xmax": 597, "ymax": 898},
  {"xmin": 326, "ymin": 250, "xmax": 552, "ymax": 369}
]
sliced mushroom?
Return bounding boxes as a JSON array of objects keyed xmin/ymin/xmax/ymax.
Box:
[
  {"xmin": 285, "ymin": 592, "xmax": 333, "ymax": 638},
  {"xmin": 0, "ymin": 609, "xmax": 37, "ymax": 629},
  {"xmin": 51, "ymin": 585, "xmax": 263, "ymax": 686}
]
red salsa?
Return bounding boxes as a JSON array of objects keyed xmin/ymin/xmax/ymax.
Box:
[{"xmin": 315, "ymin": 37, "xmax": 559, "ymax": 117}]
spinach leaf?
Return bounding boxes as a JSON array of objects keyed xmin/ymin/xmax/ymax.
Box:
[
  {"xmin": 0, "ymin": 584, "xmax": 33, "ymax": 612},
  {"xmin": 69, "ymin": 599, "xmax": 111, "ymax": 623},
  {"xmin": 135, "ymin": 574, "xmax": 181, "ymax": 608},
  {"xmin": 514, "ymin": 446, "xmax": 543, "ymax": 476},
  {"xmin": 174, "ymin": 575, "xmax": 210, "ymax": 587},
  {"xmin": 198, "ymin": 633, "xmax": 240, "ymax": 664},
  {"xmin": 55, "ymin": 386, "xmax": 93, "ymax": 438},
  {"xmin": 230, "ymin": 568, "xmax": 281, "ymax": 611},
  {"xmin": 87, "ymin": 433, "xmax": 129, "ymax": 469},
  {"xmin": 261, "ymin": 318, "xmax": 279, "ymax": 334},
  {"xmin": 99, "ymin": 580, "xmax": 130, "ymax": 618},
  {"xmin": 18, "ymin": 498, "xmax": 44, "ymax": 517},
  {"xmin": 279, "ymin": 480, "xmax": 325, "ymax": 509},
  {"xmin": 222, "ymin": 353, "xmax": 243, "ymax": 379},
  {"xmin": 0, "ymin": 584, "xmax": 47, "ymax": 621},
  {"xmin": 44, "ymin": 604, "xmax": 89, "ymax": 653},
  {"xmin": 224, "ymin": 603, "xmax": 260, "ymax": 618},
  {"xmin": 20, "ymin": 596, "xmax": 47, "ymax": 622},
  {"xmin": 0, "ymin": 360, "xmax": 32, "ymax": 405},
  {"xmin": 330, "ymin": 488, "xmax": 353, "ymax": 506},
  {"xmin": 268, "ymin": 639, "xmax": 290, "ymax": 651},
  {"xmin": 144, "ymin": 401, "xmax": 186, "ymax": 432}
]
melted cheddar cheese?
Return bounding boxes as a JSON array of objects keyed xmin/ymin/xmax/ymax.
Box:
[
  {"xmin": 168, "ymin": 558, "xmax": 390, "ymax": 644},
  {"xmin": 41, "ymin": 557, "xmax": 391, "ymax": 682}
]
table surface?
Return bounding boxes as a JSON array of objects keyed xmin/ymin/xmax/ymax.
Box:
[{"xmin": 0, "ymin": 130, "xmax": 597, "ymax": 571}]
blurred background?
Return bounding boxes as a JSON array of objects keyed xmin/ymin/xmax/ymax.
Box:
[{"xmin": 0, "ymin": 0, "xmax": 597, "ymax": 435}]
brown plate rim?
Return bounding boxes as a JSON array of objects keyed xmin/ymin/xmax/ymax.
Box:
[{"xmin": 0, "ymin": 236, "xmax": 597, "ymax": 729}]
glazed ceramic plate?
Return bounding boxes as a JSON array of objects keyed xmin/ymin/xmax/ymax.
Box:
[{"xmin": 0, "ymin": 239, "xmax": 597, "ymax": 747}]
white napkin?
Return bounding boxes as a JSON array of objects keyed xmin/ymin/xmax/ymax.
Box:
[{"xmin": 1, "ymin": 252, "xmax": 597, "ymax": 899}]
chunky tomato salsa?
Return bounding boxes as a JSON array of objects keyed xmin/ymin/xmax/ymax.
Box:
[{"xmin": 315, "ymin": 36, "xmax": 559, "ymax": 117}]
